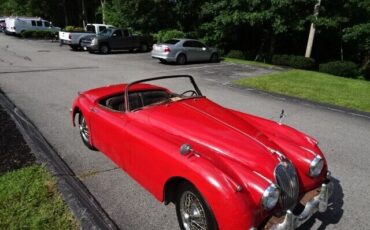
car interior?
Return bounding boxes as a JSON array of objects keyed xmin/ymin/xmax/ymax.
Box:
[{"xmin": 99, "ymin": 90, "xmax": 171, "ymax": 112}]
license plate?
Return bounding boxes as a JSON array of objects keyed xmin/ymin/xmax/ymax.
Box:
[{"xmin": 83, "ymin": 47, "xmax": 87, "ymax": 50}]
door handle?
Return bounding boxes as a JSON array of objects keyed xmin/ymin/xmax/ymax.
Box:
[{"xmin": 90, "ymin": 107, "xmax": 97, "ymax": 112}]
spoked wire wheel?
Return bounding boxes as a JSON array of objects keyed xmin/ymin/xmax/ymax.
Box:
[
  {"xmin": 78, "ymin": 113, "xmax": 96, "ymax": 150},
  {"xmin": 176, "ymin": 183, "xmax": 217, "ymax": 230}
]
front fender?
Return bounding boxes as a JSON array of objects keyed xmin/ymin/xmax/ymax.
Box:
[
  {"xmin": 71, "ymin": 94, "xmax": 95, "ymax": 144},
  {"xmin": 167, "ymin": 154, "xmax": 259, "ymax": 230}
]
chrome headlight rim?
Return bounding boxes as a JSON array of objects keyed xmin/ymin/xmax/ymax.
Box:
[
  {"xmin": 262, "ymin": 183, "xmax": 280, "ymax": 210},
  {"xmin": 309, "ymin": 155, "xmax": 324, "ymax": 177}
]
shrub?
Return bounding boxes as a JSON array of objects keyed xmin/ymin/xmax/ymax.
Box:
[
  {"xmin": 20, "ymin": 30, "xmax": 57, "ymax": 39},
  {"xmin": 226, "ymin": 50, "xmax": 245, "ymax": 59},
  {"xmin": 185, "ymin": 31, "xmax": 198, "ymax": 39},
  {"xmin": 64, "ymin": 26, "xmax": 84, "ymax": 32},
  {"xmin": 272, "ymin": 54, "xmax": 315, "ymax": 70},
  {"xmin": 154, "ymin": 29, "xmax": 186, "ymax": 43},
  {"xmin": 319, "ymin": 61, "xmax": 360, "ymax": 78},
  {"xmin": 362, "ymin": 63, "xmax": 370, "ymax": 80}
]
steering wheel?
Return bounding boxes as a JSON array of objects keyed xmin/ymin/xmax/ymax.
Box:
[{"xmin": 180, "ymin": 90, "xmax": 198, "ymax": 97}]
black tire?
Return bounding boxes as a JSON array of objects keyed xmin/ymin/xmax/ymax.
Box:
[
  {"xmin": 159, "ymin": 59, "xmax": 167, "ymax": 64},
  {"xmin": 210, "ymin": 53, "xmax": 219, "ymax": 63},
  {"xmin": 177, "ymin": 54, "xmax": 187, "ymax": 65},
  {"xmin": 175, "ymin": 182, "xmax": 218, "ymax": 230},
  {"xmin": 99, "ymin": 44, "xmax": 110, "ymax": 54},
  {"xmin": 78, "ymin": 113, "xmax": 96, "ymax": 150},
  {"xmin": 70, "ymin": 45, "xmax": 79, "ymax": 51}
]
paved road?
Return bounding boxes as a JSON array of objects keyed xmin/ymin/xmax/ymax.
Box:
[{"xmin": 1, "ymin": 34, "xmax": 369, "ymax": 230}]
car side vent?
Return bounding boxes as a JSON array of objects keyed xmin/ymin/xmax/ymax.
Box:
[{"xmin": 274, "ymin": 161, "xmax": 300, "ymax": 211}]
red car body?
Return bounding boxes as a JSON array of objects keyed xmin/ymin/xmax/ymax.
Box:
[{"xmin": 71, "ymin": 75, "xmax": 332, "ymax": 230}]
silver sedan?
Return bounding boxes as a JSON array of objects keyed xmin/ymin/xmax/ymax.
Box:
[{"xmin": 151, "ymin": 38, "xmax": 219, "ymax": 65}]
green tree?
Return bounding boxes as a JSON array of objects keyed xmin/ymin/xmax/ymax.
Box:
[{"xmin": 200, "ymin": 0, "xmax": 315, "ymax": 59}]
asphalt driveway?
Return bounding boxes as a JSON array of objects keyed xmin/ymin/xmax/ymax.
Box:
[{"xmin": 0, "ymin": 34, "xmax": 369, "ymax": 229}]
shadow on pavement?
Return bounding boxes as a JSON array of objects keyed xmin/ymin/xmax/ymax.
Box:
[{"xmin": 298, "ymin": 177, "xmax": 344, "ymax": 229}]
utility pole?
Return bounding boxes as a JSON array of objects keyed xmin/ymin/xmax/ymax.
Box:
[{"xmin": 305, "ymin": 0, "xmax": 322, "ymax": 58}]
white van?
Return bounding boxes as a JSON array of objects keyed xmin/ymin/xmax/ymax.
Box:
[{"xmin": 5, "ymin": 17, "xmax": 60, "ymax": 35}]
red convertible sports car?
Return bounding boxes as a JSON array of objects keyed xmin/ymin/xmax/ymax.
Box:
[{"xmin": 71, "ymin": 75, "xmax": 333, "ymax": 230}]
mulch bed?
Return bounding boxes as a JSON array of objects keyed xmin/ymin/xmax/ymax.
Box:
[{"xmin": 0, "ymin": 105, "xmax": 35, "ymax": 174}]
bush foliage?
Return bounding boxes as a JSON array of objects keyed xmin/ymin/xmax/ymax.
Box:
[
  {"xmin": 226, "ymin": 50, "xmax": 245, "ymax": 59},
  {"xmin": 63, "ymin": 26, "xmax": 85, "ymax": 32},
  {"xmin": 319, "ymin": 61, "xmax": 360, "ymax": 78},
  {"xmin": 154, "ymin": 29, "xmax": 186, "ymax": 43},
  {"xmin": 272, "ymin": 54, "xmax": 315, "ymax": 70},
  {"xmin": 20, "ymin": 30, "xmax": 58, "ymax": 39},
  {"xmin": 362, "ymin": 63, "xmax": 370, "ymax": 80}
]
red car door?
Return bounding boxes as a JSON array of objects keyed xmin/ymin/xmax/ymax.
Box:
[{"xmin": 90, "ymin": 106, "xmax": 130, "ymax": 170}]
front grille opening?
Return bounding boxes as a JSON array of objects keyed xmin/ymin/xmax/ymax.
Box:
[{"xmin": 275, "ymin": 161, "xmax": 300, "ymax": 211}]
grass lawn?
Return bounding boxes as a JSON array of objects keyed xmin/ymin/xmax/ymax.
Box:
[
  {"xmin": 0, "ymin": 165, "xmax": 78, "ymax": 229},
  {"xmin": 224, "ymin": 57, "xmax": 277, "ymax": 68},
  {"xmin": 234, "ymin": 69, "xmax": 370, "ymax": 113}
]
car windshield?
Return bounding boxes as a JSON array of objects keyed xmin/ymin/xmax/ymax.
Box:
[
  {"xmin": 163, "ymin": 39, "xmax": 180, "ymax": 45},
  {"xmin": 125, "ymin": 76, "xmax": 202, "ymax": 112},
  {"xmin": 98, "ymin": 28, "xmax": 113, "ymax": 36}
]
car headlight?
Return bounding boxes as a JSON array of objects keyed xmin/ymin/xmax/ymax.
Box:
[
  {"xmin": 91, "ymin": 38, "xmax": 97, "ymax": 45},
  {"xmin": 262, "ymin": 184, "xmax": 280, "ymax": 210},
  {"xmin": 309, "ymin": 155, "xmax": 324, "ymax": 177}
]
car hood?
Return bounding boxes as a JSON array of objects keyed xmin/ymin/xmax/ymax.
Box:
[{"xmin": 146, "ymin": 97, "xmax": 321, "ymax": 185}]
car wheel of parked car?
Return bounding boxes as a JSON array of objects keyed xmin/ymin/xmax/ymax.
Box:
[
  {"xmin": 100, "ymin": 44, "xmax": 110, "ymax": 54},
  {"xmin": 177, "ymin": 54, "xmax": 187, "ymax": 65},
  {"xmin": 210, "ymin": 53, "xmax": 219, "ymax": 63},
  {"xmin": 78, "ymin": 113, "xmax": 96, "ymax": 150},
  {"xmin": 176, "ymin": 182, "xmax": 218, "ymax": 230},
  {"xmin": 71, "ymin": 45, "xmax": 79, "ymax": 51},
  {"xmin": 159, "ymin": 59, "xmax": 167, "ymax": 64}
]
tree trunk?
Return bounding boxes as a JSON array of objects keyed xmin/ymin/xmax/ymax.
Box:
[
  {"xmin": 62, "ymin": 0, "xmax": 69, "ymax": 26},
  {"xmin": 269, "ymin": 33, "xmax": 276, "ymax": 61},
  {"xmin": 81, "ymin": 0, "xmax": 87, "ymax": 27},
  {"xmin": 101, "ymin": 0, "xmax": 106, "ymax": 24}
]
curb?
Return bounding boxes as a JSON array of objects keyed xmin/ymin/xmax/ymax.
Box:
[
  {"xmin": 229, "ymin": 84, "xmax": 370, "ymax": 120},
  {"xmin": 0, "ymin": 90, "xmax": 119, "ymax": 230}
]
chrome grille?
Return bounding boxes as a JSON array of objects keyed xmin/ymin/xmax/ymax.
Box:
[{"xmin": 274, "ymin": 161, "xmax": 299, "ymax": 210}]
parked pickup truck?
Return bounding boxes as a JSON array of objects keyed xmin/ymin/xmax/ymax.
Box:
[
  {"xmin": 59, "ymin": 23, "xmax": 115, "ymax": 50},
  {"xmin": 81, "ymin": 28, "xmax": 153, "ymax": 54}
]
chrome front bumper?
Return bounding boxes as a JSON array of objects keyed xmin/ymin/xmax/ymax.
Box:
[
  {"xmin": 270, "ymin": 179, "xmax": 333, "ymax": 230},
  {"xmin": 252, "ymin": 173, "xmax": 334, "ymax": 230}
]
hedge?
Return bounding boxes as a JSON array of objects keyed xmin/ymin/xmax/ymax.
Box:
[
  {"xmin": 154, "ymin": 29, "xmax": 186, "ymax": 43},
  {"xmin": 319, "ymin": 61, "xmax": 360, "ymax": 78},
  {"xmin": 20, "ymin": 30, "xmax": 58, "ymax": 39},
  {"xmin": 272, "ymin": 54, "xmax": 315, "ymax": 70}
]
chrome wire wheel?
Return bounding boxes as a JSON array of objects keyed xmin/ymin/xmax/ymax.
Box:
[
  {"xmin": 79, "ymin": 115, "xmax": 89, "ymax": 143},
  {"xmin": 78, "ymin": 113, "xmax": 96, "ymax": 150},
  {"xmin": 179, "ymin": 191, "xmax": 208, "ymax": 230}
]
